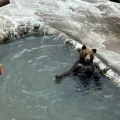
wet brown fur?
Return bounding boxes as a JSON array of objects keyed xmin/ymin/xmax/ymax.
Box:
[{"xmin": 55, "ymin": 45, "xmax": 99, "ymax": 79}]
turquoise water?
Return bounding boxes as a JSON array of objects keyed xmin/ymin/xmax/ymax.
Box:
[{"xmin": 0, "ymin": 36, "xmax": 120, "ymax": 120}]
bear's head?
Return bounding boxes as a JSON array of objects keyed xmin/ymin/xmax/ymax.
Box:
[{"xmin": 80, "ymin": 45, "xmax": 96, "ymax": 64}]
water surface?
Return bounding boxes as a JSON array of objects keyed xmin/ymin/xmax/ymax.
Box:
[{"xmin": 0, "ymin": 36, "xmax": 120, "ymax": 120}]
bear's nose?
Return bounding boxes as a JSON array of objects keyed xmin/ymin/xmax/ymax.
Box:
[{"xmin": 86, "ymin": 59, "xmax": 90, "ymax": 62}]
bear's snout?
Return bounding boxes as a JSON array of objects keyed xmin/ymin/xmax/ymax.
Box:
[{"xmin": 85, "ymin": 54, "xmax": 91, "ymax": 63}]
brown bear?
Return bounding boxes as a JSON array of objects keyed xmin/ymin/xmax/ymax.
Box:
[{"xmin": 55, "ymin": 45, "xmax": 100, "ymax": 80}]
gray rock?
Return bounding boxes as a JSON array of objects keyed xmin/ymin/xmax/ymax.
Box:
[
  {"xmin": 19, "ymin": 21, "xmax": 25, "ymax": 26},
  {"xmin": 34, "ymin": 23, "xmax": 40, "ymax": 29}
]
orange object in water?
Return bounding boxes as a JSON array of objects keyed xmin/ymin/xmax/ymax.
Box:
[
  {"xmin": 0, "ymin": 0, "xmax": 10, "ymax": 7},
  {"xmin": 0, "ymin": 64, "xmax": 5, "ymax": 75}
]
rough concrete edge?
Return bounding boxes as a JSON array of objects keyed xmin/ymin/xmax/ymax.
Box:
[{"xmin": 0, "ymin": 17, "xmax": 120, "ymax": 86}]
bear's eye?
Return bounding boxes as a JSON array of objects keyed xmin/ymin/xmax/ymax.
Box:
[
  {"xmin": 90, "ymin": 55, "xmax": 94, "ymax": 59},
  {"xmin": 90, "ymin": 54, "xmax": 93, "ymax": 57}
]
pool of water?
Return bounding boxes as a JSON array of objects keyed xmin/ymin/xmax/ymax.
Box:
[{"xmin": 0, "ymin": 35, "xmax": 120, "ymax": 120}]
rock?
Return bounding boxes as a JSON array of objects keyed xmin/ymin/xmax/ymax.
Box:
[
  {"xmin": 110, "ymin": 0, "xmax": 120, "ymax": 3},
  {"xmin": 14, "ymin": 21, "xmax": 28, "ymax": 38},
  {"xmin": 34, "ymin": 23, "xmax": 40, "ymax": 29},
  {"xmin": 47, "ymin": 28, "xmax": 57, "ymax": 35},
  {"xmin": 0, "ymin": 0, "xmax": 10, "ymax": 7},
  {"xmin": 19, "ymin": 21, "xmax": 25, "ymax": 26},
  {"xmin": 0, "ymin": 30, "xmax": 11, "ymax": 43}
]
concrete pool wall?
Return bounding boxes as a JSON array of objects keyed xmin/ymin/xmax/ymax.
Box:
[{"xmin": 0, "ymin": 16, "xmax": 120, "ymax": 86}]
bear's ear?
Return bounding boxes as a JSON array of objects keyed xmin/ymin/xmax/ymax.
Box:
[
  {"xmin": 92, "ymin": 49, "xmax": 97, "ymax": 53},
  {"xmin": 82, "ymin": 45, "xmax": 87, "ymax": 50}
]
